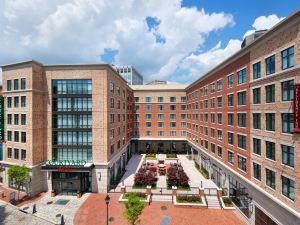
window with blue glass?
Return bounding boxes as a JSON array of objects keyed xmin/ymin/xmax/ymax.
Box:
[
  {"xmin": 253, "ymin": 62, "xmax": 261, "ymax": 79},
  {"xmin": 281, "ymin": 46, "xmax": 294, "ymax": 70},
  {"xmin": 265, "ymin": 55, "xmax": 275, "ymax": 75},
  {"xmin": 282, "ymin": 176, "xmax": 294, "ymax": 201},
  {"xmin": 237, "ymin": 68, "xmax": 246, "ymax": 84},
  {"xmin": 52, "ymin": 80, "xmax": 92, "ymax": 94},
  {"xmin": 282, "ymin": 145, "xmax": 294, "ymax": 168}
]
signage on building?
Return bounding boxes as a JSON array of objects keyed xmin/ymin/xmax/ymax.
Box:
[
  {"xmin": 45, "ymin": 160, "xmax": 87, "ymax": 166},
  {"xmin": 57, "ymin": 168, "xmax": 73, "ymax": 172},
  {"xmin": 0, "ymin": 96, "xmax": 4, "ymax": 142},
  {"xmin": 294, "ymin": 84, "xmax": 300, "ymax": 133}
]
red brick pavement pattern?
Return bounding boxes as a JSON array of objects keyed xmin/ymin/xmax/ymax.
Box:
[
  {"xmin": 74, "ymin": 193, "xmax": 246, "ymax": 225},
  {"xmin": 0, "ymin": 184, "xmax": 47, "ymax": 207}
]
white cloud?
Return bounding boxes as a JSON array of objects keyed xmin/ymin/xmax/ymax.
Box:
[
  {"xmin": 243, "ymin": 14, "xmax": 285, "ymax": 38},
  {"xmin": 180, "ymin": 39, "xmax": 241, "ymax": 79},
  {"xmin": 0, "ymin": 0, "xmax": 234, "ymax": 83}
]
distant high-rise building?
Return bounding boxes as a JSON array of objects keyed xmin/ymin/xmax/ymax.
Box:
[
  {"xmin": 113, "ymin": 65, "xmax": 143, "ymax": 85},
  {"xmin": 146, "ymin": 80, "xmax": 167, "ymax": 85}
]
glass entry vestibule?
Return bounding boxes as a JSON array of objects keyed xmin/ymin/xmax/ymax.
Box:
[{"xmin": 52, "ymin": 172, "xmax": 91, "ymax": 195}]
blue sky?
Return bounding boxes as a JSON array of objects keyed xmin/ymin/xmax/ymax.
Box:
[{"xmin": 0, "ymin": 0, "xmax": 300, "ymax": 84}]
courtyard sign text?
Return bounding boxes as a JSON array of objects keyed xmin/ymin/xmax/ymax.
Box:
[{"xmin": 45, "ymin": 160, "xmax": 87, "ymax": 166}]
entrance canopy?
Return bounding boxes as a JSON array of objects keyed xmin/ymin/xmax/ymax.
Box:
[{"xmin": 41, "ymin": 160, "xmax": 94, "ymax": 172}]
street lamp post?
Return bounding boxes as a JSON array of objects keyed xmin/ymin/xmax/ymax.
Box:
[{"xmin": 105, "ymin": 194, "xmax": 110, "ymax": 225}]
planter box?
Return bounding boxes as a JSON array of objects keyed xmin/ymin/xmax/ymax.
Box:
[
  {"xmin": 220, "ymin": 197, "xmax": 236, "ymax": 210},
  {"xmin": 173, "ymin": 196, "xmax": 207, "ymax": 207},
  {"xmin": 118, "ymin": 194, "xmax": 150, "ymax": 203}
]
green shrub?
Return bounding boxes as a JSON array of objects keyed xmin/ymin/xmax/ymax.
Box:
[
  {"xmin": 123, "ymin": 192, "xmax": 147, "ymax": 200},
  {"xmin": 177, "ymin": 195, "xmax": 202, "ymax": 203},
  {"xmin": 145, "ymin": 153, "xmax": 156, "ymax": 158},
  {"xmin": 166, "ymin": 154, "xmax": 177, "ymax": 158},
  {"xmin": 186, "ymin": 155, "xmax": 192, "ymax": 160},
  {"xmin": 123, "ymin": 194, "xmax": 145, "ymax": 225},
  {"xmin": 222, "ymin": 197, "xmax": 234, "ymax": 207}
]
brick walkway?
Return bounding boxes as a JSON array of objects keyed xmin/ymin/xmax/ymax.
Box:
[{"xmin": 74, "ymin": 193, "xmax": 246, "ymax": 225}]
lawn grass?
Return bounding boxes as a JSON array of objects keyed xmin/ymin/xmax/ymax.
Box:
[{"xmin": 166, "ymin": 154, "xmax": 177, "ymax": 158}]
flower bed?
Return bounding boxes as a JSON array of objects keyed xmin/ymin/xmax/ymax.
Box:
[
  {"xmin": 134, "ymin": 167, "xmax": 157, "ymax": 188},
  {"xmin": 174, "ymin": 195, "xmax": 206, "ymax": 207},
  {"xmin": 166, "ymin": 166, "xmax": 190, "ymax": 189},
  {"xmin": 145, "ymin": 153, "xmax": 156, "ymax": 159},
  {"xmin": 166, "ymin": 154, "xmax": 178, "ymax": 159},
  {"xmin": 119, "ymin": 192, "xmax": 150, "ymax": 203},
  {"xmin": 220, "ymin": 197, "xmax": 236, "ymax": 210}
]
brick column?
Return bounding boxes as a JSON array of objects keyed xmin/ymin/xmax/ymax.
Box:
[
  {"xmin": 146, "ymin": 185, "xmax": 152, "ymax": 195},
  {"xmin": 121, "ymin": 185, "xmax": 126, "ymax": 194}
]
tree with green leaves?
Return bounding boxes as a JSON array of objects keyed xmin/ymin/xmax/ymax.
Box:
[
  {"xmin": 7, "ymin": 165, "xmax": 29, "ymax": 200},
  {"xmin": 123, "ymin": 193, "xmax": 145, "ymax": 225}
]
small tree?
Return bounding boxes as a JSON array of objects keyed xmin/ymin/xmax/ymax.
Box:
[
  {"xmin": 123, "ymin": 194, "xmax": 145, "ymax": 225},
  {"xmin": 7, "ymin": 165, "xmax": 29, "ymax": 200}
]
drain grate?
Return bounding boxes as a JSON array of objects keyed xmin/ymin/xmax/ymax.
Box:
[
  {"xmin": 161, "ymin": 205, "xmax": 168, "ymax": 211},
  {"xmin": 55, "ymin": 199, "xmax": 70, "ymax": 205},
  {"xmin": 109, "ymin": 217, "xmax": 114, "ymax": 222}
]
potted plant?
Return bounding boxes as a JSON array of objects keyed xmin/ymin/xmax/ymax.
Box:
[
  {"xmin": 51, "ymin": 190, "xmax": 56, "ymax": 197},
  {"xmin": 76, "ymin": 191, "xmax": 81, "ymax": 198}
]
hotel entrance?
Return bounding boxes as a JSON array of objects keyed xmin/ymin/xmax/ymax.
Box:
[{"xmin": 52, "ymin": 172, "xmax": 91, "ymax": 195}]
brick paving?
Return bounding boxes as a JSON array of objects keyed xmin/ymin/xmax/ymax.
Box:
[{"xmin": 74, "ymin": 193, "xmax": 246, "ymax": 225}]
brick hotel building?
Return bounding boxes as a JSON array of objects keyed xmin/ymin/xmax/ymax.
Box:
[{"xmin": 1, "ymin": 9, "xmax": 300, "ymax": 225}]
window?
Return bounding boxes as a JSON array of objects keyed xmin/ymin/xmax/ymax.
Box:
[
  {"xmin": 158, "ymin": 114, "xmax": 164, "ymax": 119},
  {"xmin": 146, "ymin": 114, "xmax": 152, "ymax": 119},
  {"xmin": 146, "ymin": 122, "xmax": 152, "ymax": 127},
  {"xmin": 282, "ymin": 176, "xmax": 294, "ymax": 201},
  {"xmin": 181, "ymin": 122, "xmax": 186, "ymax": 127},
  {"xmin": 7, "ymin": 80, "xmax": 12, "ymax": 91},
  {"xmin": 14, "ymin": 97, "xmax": 19, "ymax": 107},
  {"xmin": 211, "ymin": 128, "xmax": 215, "ymax": 138},
  {"xmin": 281, "ymin": 80, "xmax": 294, "ymax": 101},
  {"xmin": 228, "ymin": 132, "xmax": 234, "ymax": 145},
  {"xmin": 21, "ymin": 114, "xmax": 26, "ymax": 125},
  {"xmin": 170, "ymin": 114, "xmax": 176, "ymax": 119},
  {"xmin": 170, "ymin": 131, "xmax": 176, "ymax": 136},
  {"xmin": 217, "ymin": 97, "xmax": 222, "ymax": 107},
  {"xmin": 238, "ymin": 135, "xmax": 246, "ymax": 150},
  {"xmin": 110, "ymin": 98, "xmax": 114, "ymax": 108},
  {"xmin": 217, "ymin": 114, "xmax": 222, "ymax": 124},
  {"xmin": 282, "ymin": 145, "xmax": 294, "ymax": 168},
  {"xmin": 14, "ymin": 114, "xmax": 19, "ymax": 125},
  {"xmin": 7, "ymin": 114, "xmax": 12, "ymax": 125},
  {"xmin": 228, "ymin": 113, "xmax": 234, "ymax": 126},
  {"xmin": 253, "ymin": 163, "xmax": 261, "ymax": 180},
  {"xmin": 217, "ymin": 80, "xmax": 222, "ymax": 91},
  {"xmin": 238, "ymin": 156, "xmax": 247, "ymax": 172},
  {"xmin": 7, "ymin": 148, "xmax": 12, "ymax": 158},
  {"xmin": 21, "ymin": 149, "xmax": 26, "ymax": 160},
  {"xmin": 146, "ymin": 130, "xmax": 152, "ymax": 136},
  {"xmin": 134, "ymin": 97, "xmax": 139, "ymax": 102},
  {"xmin": 7, "ymin": 97, "xmax": 12, "ymax": 108},
  {"xmin": 14, "ymin": 148, "xmax": 19, "ymax": 159},
  {"xmin": 266, "ymin": 168, "xmax": 276, "ymax": 189},
  {"xmin": 170, "ymin": 105, "xmax": 176, "ymax": 110},
  {"xmin": 109, "ymin": 81, "xmax": 114, "ymax": 93},
  {"xmin": 238, "ymin": 113, "xmax": 246, "ymax": 127},
  {"xmin": 265, "ymin": 84, "xmax": 275, "ymax": 103},
  {"xmin": 158, "ymin": 122, "xmax": 164, "ymax": 128},
  {"xmin": 146, "ymin": 97, "xmax": 152, "ymax": 102},
  {"xmin": 253, "ymin": 88, "xmax": 261, "ymax": 104},
  {"xmin": 265, "ymin": 55, "xmax": 275, "ymax": 75},
  {"xmin": 158, "ymin": 105, "xmax": 164, "ymax": 111},
  {"xmin": 266, "ymin": 141, "xmax": 275, "ymax": 160},
  {"xmin": 253, "ymin": 113, "xmax": 261, "ymax": 129},
  {"xmin": 228, "ymin": 94, "xmax": 234, "ymax": 106},
  {"xmin": 158, "ymin": 97, "xmax": 164, "ymax": 102},
  {"xmin": 14, "ymin": 131, "xmax": 19, "ymax": 142},
  {"xmin": 14, "ymin": 79, "xmax": 19, "ymax": 90},
  {"xmin": 21, "ymin": 96, "xmax": 26, "ymax": 107},
  {"xmin": 228, "ymin": 151, "xmax": 234, "ymax": 164},
  {"xmin": 211, "ymin": 114, "xmax": 215, "ymax": 123},
  {"xmin": 21, "ymin": 78, "xmax": 26, "ymax": 90},
  {"xmin": 238, "ymin": 91, "xmax": 246, "ymax": 105},
  {"xmin": 281, "ymin": 46, "xmax": 294, "ymax": 70},
  {"xmin": 282, "ymin": 113, "xmax": 294, "ymax": 133},
  {"xmin": 266, "ymin": 113, "xmax": 275, "ymax": 131},
  {"xmin": 110, "ymin": 144, "xmax": 114, "ymax": 155},
  {"xmin": 146, "ymin": 105, "xmax": 152, "ymax": 111},
  {"xmin": 228, "ymin": 74, "xmax": 234, "ymax": 88},
  {"xmin": 253, "ymin": 62, "xmax": 261, "ymax": 80},
  {"xmin": 21, "ymin": 132, "xmax": 26, "ymax": 143},
  {"xmin": 170, "ymin": 122, "xmax": 176, "ymax": 128},
  {"xmin": 7, "ymin": 131, "xmax": 12, "ymax": 141},
  {"xmin": 253, "ymin": 138, "xmax": 261, "ymax": 155},
  {"xmin": 181, "ymin": 97, "xmax": 186, "ymax": 102},
  {"xmin": 210, "ymin": 98, "xmax": 215, "ymax": 108},
  {"xmin": 237, "ymin": 68, "xmax": 246, "ymax": 84},
  {"xmin": 158, "ymin": 131, "xmax": 164, "ymax": 136},
  {"xmin": 170, "ymin": 97, "xmax": 176, "ymax": 102},
  {"xmin": 217, "ymin": 130, "xmax": 222, "ymax": 141},
  {"xmin": 211, "ymin": 143, "xmax": 216, "ymax": 153}
]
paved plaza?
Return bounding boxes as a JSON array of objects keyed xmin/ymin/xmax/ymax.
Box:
[
  {"xmin": 19, "ymin": 193, "xmax": 90, "ymax": 225},
  {"xmin": 74, "ymin": 193, "xmax": 245, "ymax": 225},
  {"xmin": 0, "ymin": 200, "xmax": 53, "ymax": 225},
  {"xmin": 114, "ymin": 154, "xmax": 217, "ymax": 191}
]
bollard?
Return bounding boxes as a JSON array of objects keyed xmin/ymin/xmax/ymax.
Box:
[{"xmin": 32, "ymin": 204, "xmax": 37, "ymax": 214}]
